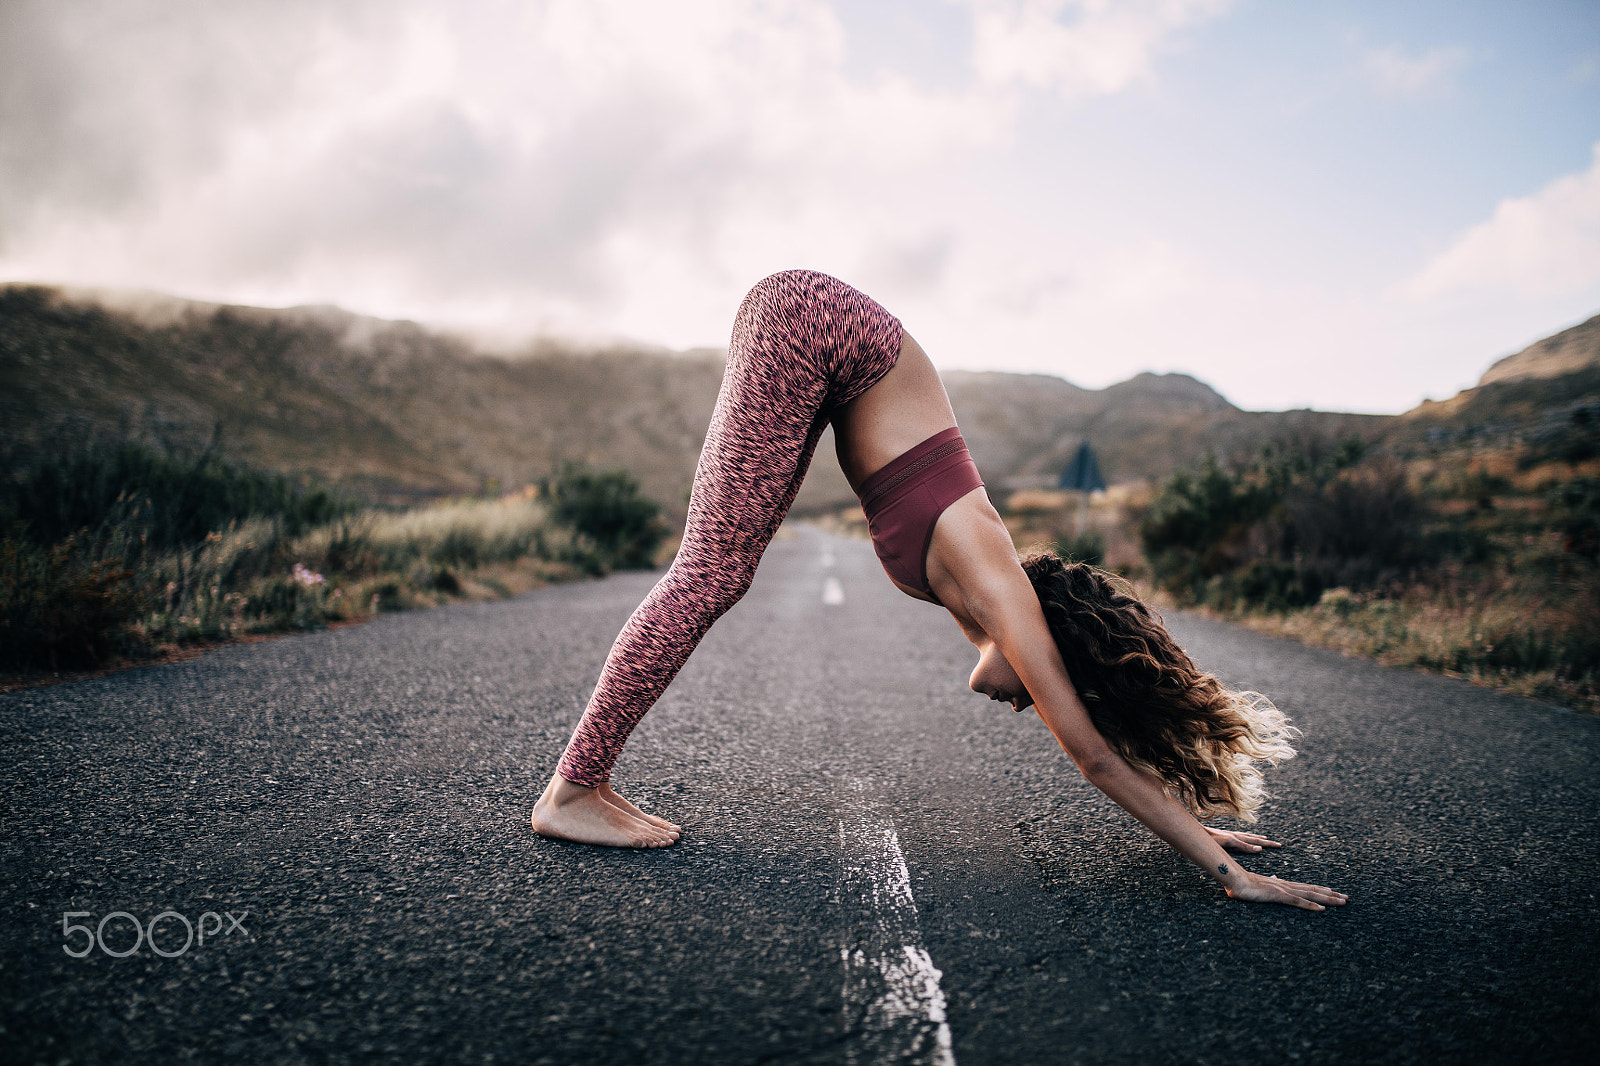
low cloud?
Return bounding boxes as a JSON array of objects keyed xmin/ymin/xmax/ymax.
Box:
[
  {"xmin": 1403, "ymin": 143, "xmax": 1600, "ymax": 301},
  {"xmin": 0, "ymin": 1, "xmax": 1587, "ymax": 414},
  {"xmin": 1362, "ymin": 43, "xmax": 1469, "ymax": 98},
  {"xmin": 0, "ymin": 0, "xmax": 1005, "ymax": 331},
  {"xmin": 961, "ymin": 0, "xmax": 1230, "ymax": 97}
]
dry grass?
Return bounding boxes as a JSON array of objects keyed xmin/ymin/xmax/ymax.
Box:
[
  {"xmin": 1238, "ymin": 571, "xmax": 1599, "ymax": 713},
  {"xmin": 1003, "ymin": 484, "xmax": 1150, "ymax": 574},
  {"xmin": 123, "ymin": 497, "xmax": 590, "ymax": 649},
  {"xmin": 994, "ymin": 446, "xmax": 1600, "ymax": 714}
]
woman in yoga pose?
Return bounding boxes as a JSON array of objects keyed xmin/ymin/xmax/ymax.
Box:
[{"xmin": 532, "ymin": 270, "xmax": 1346, "ymax": 911}]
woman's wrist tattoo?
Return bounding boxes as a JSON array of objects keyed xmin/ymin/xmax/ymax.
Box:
[{"xmin": 1217, "ymin": 863, "xmax": 1229, "ymax": 875}]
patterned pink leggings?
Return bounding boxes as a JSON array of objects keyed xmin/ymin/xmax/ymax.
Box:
[{"xmin": 556, "ymin": 270, "xmax": 904, "ymax": 786}]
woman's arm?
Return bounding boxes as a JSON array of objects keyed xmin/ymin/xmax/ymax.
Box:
[
  {"xmin": 1062, "ymin": 738, "xmax": 1344, "ymax": 909},
  {"xmin": 939, "ymin": 507, "xmax": 1345, "ymax": 910}
]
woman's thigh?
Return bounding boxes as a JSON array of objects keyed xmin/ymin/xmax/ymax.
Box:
[{"xmin": 830, "ymin": 331, "xmax": 959, "ymax": 488}]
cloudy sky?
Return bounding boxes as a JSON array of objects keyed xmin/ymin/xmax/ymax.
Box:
[{"xmin": 3, "ymin": 0, "xmax": 1599, "ymax": 413}]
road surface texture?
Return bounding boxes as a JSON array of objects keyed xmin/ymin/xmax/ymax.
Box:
[{"xmin": 3, "ymin": 526, "xmax": 1597, "ymax": 1065}]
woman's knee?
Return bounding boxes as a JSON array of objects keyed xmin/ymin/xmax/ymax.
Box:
[
  {"xmin": 653, "ymin": 550, "xmax": 758, "ymax": 621},
  {"xmin": 702, "ymin": 558, "xmax": 759, "ymax": 619},
  {"xmin": 737, "ymin": 269, "xmax": 823, "ymax": 326}
]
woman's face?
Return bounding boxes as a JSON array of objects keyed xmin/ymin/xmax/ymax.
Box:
[{"xmin": 969, "ymin": 639, "xmax": 1034, "ymax": 712}]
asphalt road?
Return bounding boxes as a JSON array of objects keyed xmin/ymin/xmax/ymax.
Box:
[{"xmin": 2, "ymin": 525, "xmax": 1597, "ymax": 1065}]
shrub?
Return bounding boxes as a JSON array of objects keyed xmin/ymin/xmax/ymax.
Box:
[
  {"xmin": 0, "ymin": 533, "xmax": 140, "ymax": 670},
  {"xmin": 0, "ymin": 438, "xmax": 347, "ymax": 556},
  {"xmin": 546, "ymin": 465, "xmax": 667, "ymax": 569},
  {"xmin": 1550, "ymin": 478, "xmax": 1600, "ymax": 558},
  {"xmin": 1054, "ymin": 528, "xmax": 1106, "ymax": 566},
  {"xmin": 0, "ymin": 434, "xmax": 666, "ymax": 676},
  {"xmin": 1223, "ymin": 559, "xmax": 1323, "ymax": 612},
  {"xmin": 1282, "ymin": 459, "xmax": 1430, "ymax": 589},
  {"xmin": 1139, "ymin": 439, "xmax": 1421, "ymax": 608}
]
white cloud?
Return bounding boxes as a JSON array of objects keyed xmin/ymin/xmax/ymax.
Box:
[
  {"xmin": 1403, "ymin": 143, "xmax": 1600, "ymax": 301},
  {"xmin": 2, "ymin": 0, "xmax": 1582, "ymax": 415},
  {"xmin": 1363, "ymin": 43, "xmax": 1470, "ymax": 98},
  {"xmin": 0, "ymin": 0, "xmax": 1238, "ymax": 344},
  {"xmin": 959, "ymin": 0, "xmax": 1230, "ymax": 97},
  {"xmin": 0, "ymin": 0, "xmax": 1008, "ymax": 334}
]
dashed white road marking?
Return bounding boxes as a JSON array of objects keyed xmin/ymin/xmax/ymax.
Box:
[
  {"xmin": 821, "ymin": 548, "xmax": 836, "ymax": 568},
  {"xmin": 822, "ymin": 577, "xmax": 845, "ymax": 606},
  {"xmin": 837, "ymin": 780, "xmax": 956, "ymax": 1066}
]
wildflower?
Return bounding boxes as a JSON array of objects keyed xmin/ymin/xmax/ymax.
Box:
[{"xmin": 291, "ymin": 563, "xmax": 326, "ymax": 587}]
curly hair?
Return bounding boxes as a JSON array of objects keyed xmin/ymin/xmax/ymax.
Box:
[{"xmin": 1021, "ymin": 550, "xmax": 1298, "ymax": 822}]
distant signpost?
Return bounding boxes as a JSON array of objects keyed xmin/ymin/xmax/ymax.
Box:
[
  {"xmin": 1059, "ymin": 441, "xmax": 1105, "ymax": 534},
  {"xmin": 1059, "ymin": 441, "xmax": 1106, "ymax": 494}
]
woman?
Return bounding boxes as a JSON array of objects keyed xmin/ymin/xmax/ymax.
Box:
[{"xmin": 533, "ymin": 270, "xmax": 1347, "ymax": 912}]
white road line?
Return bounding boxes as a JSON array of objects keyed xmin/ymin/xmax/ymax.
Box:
[
  {"xmin": 822, "ymin": 577, "xmax": 845, "ymax": 605},
  {"xmin": 837, "ymin": 781, "xmax": 956, "ymax": 1066},
  {"xmin": 821, "ymin": 548, "xmax": 836, "ymax": 568}
]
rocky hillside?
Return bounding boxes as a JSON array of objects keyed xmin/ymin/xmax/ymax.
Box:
[
  {"xmin": 1478, "ymin": 312, "xmax": 1600, "ymax": 387},
  {"xmin": 1, "ymin": 285, "xmax": 726, "ymax": 514},
  {"xmin": 10, "ymin": 283, "xmax": 1570, "ymax": 519},
  {"xmin": 946, "ymin": 369, "xmax": 1385, "ymax": 491}
]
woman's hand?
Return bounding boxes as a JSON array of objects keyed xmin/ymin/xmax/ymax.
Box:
[
  {"xmin": 1224, "ymin": 870, "xmax": 1348, "ymax": 911},
  {"xmin": 1204, "ymin": 825, "xmax": 1282, "ymax": 854}
]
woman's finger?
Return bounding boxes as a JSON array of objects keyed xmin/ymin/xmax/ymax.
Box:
[
  {"xmin": 1293, "ymin": 884, "xmax": 1344, "ymax": 899},
  {"xmin": 1282, "ymin": 880, "xmax": 1348, "ymax": 897}
]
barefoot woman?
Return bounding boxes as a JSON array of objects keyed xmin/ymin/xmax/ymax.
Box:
[{"xmin": 533, "ymin": 270, "xmax": 1346, "ymax": 911}]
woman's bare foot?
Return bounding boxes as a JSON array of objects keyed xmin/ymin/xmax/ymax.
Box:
[
  {"xmin": 531, "ymin": 774, "xmax": 679, "ymax": 848},
  {"xmin": 597, "ymin": 783, "xmax": 681, "ymax": 833}
]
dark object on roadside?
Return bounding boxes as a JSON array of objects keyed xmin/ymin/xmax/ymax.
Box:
[
  {"xmin": 1059, "ymin": 441, "xmax": 1106, "ymax": 494},
  {"xmin": 0, "ymin": 533, "xmax": 139, "ymax": 670},
  {"xmin": 545, "ymin": 464, "xmax": 668, "ymax": 570},
  {"xmin": 1551, "ymin": 478, "xmax": 1600, "ymax": 558}
]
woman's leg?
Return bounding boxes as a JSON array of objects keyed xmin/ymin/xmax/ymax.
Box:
[{"xmin": 534, "ymin": 270, "xmax": 902, "ymax": 847}]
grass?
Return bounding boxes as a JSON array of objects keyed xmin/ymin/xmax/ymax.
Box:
[
  {"xmin": 994, "ymin": 440, "xmax": 1600, "ymax": 714},
  {"xmin": 0, "ymin": 441, "xmax": 668, "ymax": 683},
  {"xmin": 1237, "ymin": 558, "xmax": 1599, "ymax": 713}
]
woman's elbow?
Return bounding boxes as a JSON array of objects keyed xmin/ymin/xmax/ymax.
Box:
[{"xmin": 1073, "ymin": 748, "xmax": 1122, "ymax": 781}]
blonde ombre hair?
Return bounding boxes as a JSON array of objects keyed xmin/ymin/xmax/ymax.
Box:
[{"xmin": 1021, "ymin": 552, "xmax": 1299, "ymax": 822}]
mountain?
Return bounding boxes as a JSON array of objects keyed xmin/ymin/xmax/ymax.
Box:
[
  {"xmin": 1, "ymin": 284, "xmax": 726, "ymax": 513},
  {"xmin": 1478, "ymin": 313, "xmax": 1600, "ymax": 387},
  {"xmin": 1, "ymin": 283, "xmax": 1527, "ymax": 519},
  {"xmin": 946, "ymin": 369, "xmax": 1385, "ymax": 491}
]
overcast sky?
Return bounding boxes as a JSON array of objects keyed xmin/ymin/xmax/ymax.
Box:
[{"xmin": 3, "ymin": 0, "xmax": 1598, "ymax": 413}]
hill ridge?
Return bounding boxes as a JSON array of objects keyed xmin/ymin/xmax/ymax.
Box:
[
  {"xmin": 10, "ymin": 283, "xmax": 1590, "ymax": 514},
  {"xmin": 1479, "ymin": 311, "xmax": 1600, "ymax": 387}
]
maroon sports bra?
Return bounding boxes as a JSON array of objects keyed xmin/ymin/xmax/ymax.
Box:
[{"xmin": 856, "ymin": 426, "xmax": 985, "ymax": 602}]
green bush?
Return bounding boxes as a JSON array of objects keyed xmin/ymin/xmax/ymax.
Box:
[
  {"xmin": 0, "ymin": 432, "xmax": 667, "ymax": 675},
  {"xmin": 1139, "ymin": 439, "xmax": 1420, "ymax": 609},
  {"xmin": 1222, "ymin": 559, "xmax": 1323, "ymax": 612},
  {"xmin": 1282, "ymin": 459, "xmax": 1430, "ymax": 589},
  {"xmin": 0, "ymin": 533, "xmax": 141, "ymax": 670},
  {"xmin": 546, "ymin": 465, "xmax": 667, "ymax": 569},
  {"xmin": 1054, "ymin": 528, "xmax": 1106, "ymax": 566},
  {"xmin": 0, "ymin": 439, "xmax": 347, "ymax": 556},
  {"xmin": 1550, "ymin": 478, "xmax": 1600, "ymax": 558}
]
